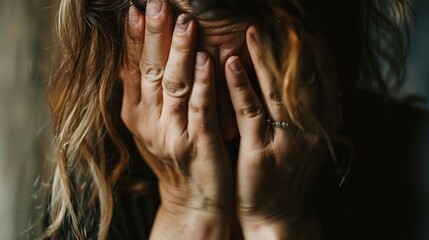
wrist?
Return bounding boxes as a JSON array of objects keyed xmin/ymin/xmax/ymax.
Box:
[
  {"xmin": 158, "ymin": 180, "xmax": 232, "ymax": 215},
  {"xmin": 240, "ymin": 210, "xmax": 323, "ymax": 240},
  {"xmin": 150, "ymin": 203, "xmax": 231, "ymax": 240}
]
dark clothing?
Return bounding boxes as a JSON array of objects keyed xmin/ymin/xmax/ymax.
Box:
[
  {"xmin": 109, "ymin": 91, "xmax": 429, "ymax": 239},
  {"xmin": 108, "ymin": 155, "xmax": 160, "ymax": 240},
  {"xmin": 317, "ymin": 91, "xmax": 429, "ymax": 240}
]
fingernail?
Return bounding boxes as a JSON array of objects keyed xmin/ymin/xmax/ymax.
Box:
[
  {"xmin": 196, "ymin": 52, "xmax": 208, "ymax": 67},
  {"xmin": 176, "ymin": 14, "xmax": 190, "ymax": 34},
  {"xmin": 128, "ymin": 5, "xmax": 140, "ymax": 26},
  {"xmin": 147, "ymin": 0, "xmax": 162, "ymax": 17},
  {"xmin": 229, "ymin": 56, "xmax": 242, "ymax": 74}
]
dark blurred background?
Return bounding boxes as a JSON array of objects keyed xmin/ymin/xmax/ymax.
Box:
[{"xmin": 0, "ymin": 0, "xmax": 427, "ymax": 239}]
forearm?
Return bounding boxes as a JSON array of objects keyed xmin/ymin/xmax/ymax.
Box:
[{"xmin": 150, "ymin": 204, "xmax": 231, "ymax": 240}]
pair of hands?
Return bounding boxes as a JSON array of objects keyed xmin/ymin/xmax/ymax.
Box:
[{"xmin": 120, "ymin": 2, "xmax": 329, "ymax": 239}]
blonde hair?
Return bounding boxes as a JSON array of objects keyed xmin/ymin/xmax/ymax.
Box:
[
  {"xmin": 40, "ymin": 0, "xmax": 412, "ymax": 239},
  {"xmin": 42, "ymin": 1, "xmax": 129, "ymax": 239}
]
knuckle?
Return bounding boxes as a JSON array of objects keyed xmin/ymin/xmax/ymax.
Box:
[
  {"xmin": 268, "ymin": 88, "xmax": 284, "ymax": 107},
  {"xmin": 233, "ymin": 83, "xmax": 250, "ymax": 95},
  {"xmin": 146, "ymin": 17, "xmax": 166, "ymax": 35},
  {"xmin": 126, "ymin": 28, "xmax": 144, "ymax": 43},
  {"xmin": 237, "ymin": 201, "xmax": 256, "ymax": 216},
  {"xmin": 189, "ymin": 101, "xmax": 210, "ymax": 116},
  {"xmin": 141, "ymin": 62, "xmax": 164, "ymax": 81},
  {"xmin": 239, "ymin": 102, "xmax": 264, "ymax": 119},
  {"xmin": 194, "ymin": 74, "xmax": 211, "ymax": 87},
  {"xmin": 123, "ymin": 61, "xmax": 140, "ymax": 79},
  {"xmin": 172, "ymin": 41, "xmax": 191, "ymax": 55},
  {"xmin": 163, "ymin": 77, "xmax": 190, "ymax": 97},
  {"xmin": 145, "ymin": 32, "xmax": 163, "ymax": 49},
  {"xmin": 257, "ymin": 57, "xmax": 267, "ymax": 68},
  {"xmin": 167, "ymin": 99, "xmax": 187, "ymax": 114}
]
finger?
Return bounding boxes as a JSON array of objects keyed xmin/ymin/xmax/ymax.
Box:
[
  {"xmin": 188, "ymin": 52, "xmax": 218, "ymax": 142},
  {"xmin": 246, "ymin": 26, "xmax": 285, "ymax": 122},
  {"xmin": 141, "ymin": 0, "xmax": 173, "ymax": 110},
  {"xmin": 121, "ymin": 5, "xmax": 145, "ymax": 105},
  {"xmin": 161, "ymin": 14, "xmax": 197, "ymax": 128},
  {"xmin": 225, "ymin": 56, "xmax": 268, "ymax": 148}
]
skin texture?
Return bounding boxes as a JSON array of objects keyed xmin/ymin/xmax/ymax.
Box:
[{"xmin": 120, "ymin": 0, "xmax": 341, "ymax": 238}]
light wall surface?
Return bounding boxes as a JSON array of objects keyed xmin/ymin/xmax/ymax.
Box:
[{"xmin": 0, "ymin": 0, "xmax": 52, "ymax": 239}]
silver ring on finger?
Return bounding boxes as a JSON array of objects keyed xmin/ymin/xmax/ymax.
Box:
[{"xmin": 267, "ymin": 118, "xmax": 290, "ymax": 128}]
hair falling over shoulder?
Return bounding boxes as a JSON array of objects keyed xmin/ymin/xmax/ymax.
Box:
[
  {"xmin": 41, "ymin": 0, "xmax": 130, "ymax": 239},
  {"xmin": 40, "ymin": 0, "xmax": 412, "ymax": 239}
]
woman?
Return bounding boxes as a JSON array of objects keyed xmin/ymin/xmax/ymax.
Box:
[{"xmin": 40, "ymin": 0, "xmax": 416, "ymax": 239}]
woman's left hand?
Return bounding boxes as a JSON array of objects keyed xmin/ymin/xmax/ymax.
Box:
[{"xmin": 225, "ymin": 26, "xmax": 339, "ymax": 239}]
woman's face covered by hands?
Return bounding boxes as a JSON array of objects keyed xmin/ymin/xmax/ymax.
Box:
[
  {"xmin": 141, "ymin": 0, "xmax": 341, "ymax": 141},
  {"xmin": 121, "ymin": 0, "xmax": 341, "ymax": 238}
]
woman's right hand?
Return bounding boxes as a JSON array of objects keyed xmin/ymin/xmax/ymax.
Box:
[{"xmin": 120, "ymin": 2, "xmax": 232, "ymax": 239}]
